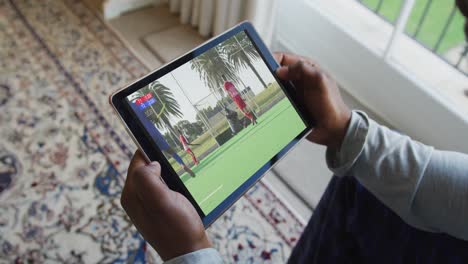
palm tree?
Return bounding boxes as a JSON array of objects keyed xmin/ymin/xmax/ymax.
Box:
[
  {"xmin": 220, "ymin": 32, "xmax": 268, "ymax": 89},
  {"xmin": 128, "ymin": 81, "xmax": 183, "ymax": 148},
  {"xmin": 190, "ymin": 47, "xmax": 242, "ymax": 97}
]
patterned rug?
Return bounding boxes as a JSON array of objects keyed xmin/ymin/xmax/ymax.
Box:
[{"xmin": 0, "ymin": 0, "xmax": 304, "ymax": 262}]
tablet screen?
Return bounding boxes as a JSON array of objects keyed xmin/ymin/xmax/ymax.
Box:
[{"xmin": 126, "ymin": 31, "xmax": 306, "ymax": 215}]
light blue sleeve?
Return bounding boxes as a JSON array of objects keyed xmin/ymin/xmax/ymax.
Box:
[
  {"xmin": 164, "ymin": 248, "xmax": 223, "ymax": 264},
  {"xmin": 326, "ymin": 111, "xmax": 468, "ymax": 241}
]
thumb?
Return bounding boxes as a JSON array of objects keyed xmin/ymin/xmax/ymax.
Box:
[{"xmin": 131, "ymin": 162, "xmax": 170, "ymax": 208}]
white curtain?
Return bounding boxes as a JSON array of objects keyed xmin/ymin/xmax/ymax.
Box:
[{"xmin": 166, "ymin": 0, "xmax": 277, "ymax": 46}]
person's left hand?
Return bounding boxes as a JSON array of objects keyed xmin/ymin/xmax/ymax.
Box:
[{"xmin": 121, "ymin": 151, "xmax": 211, "ymax": 261}]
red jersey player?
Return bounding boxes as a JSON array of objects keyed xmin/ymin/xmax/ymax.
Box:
[
  {"xmin": 222, "ymin": 75, "xmax": 257, "ymax": 125},
  {"xmin": 177, "ymin": 129, "xmax": 199, "ymax": 165}
]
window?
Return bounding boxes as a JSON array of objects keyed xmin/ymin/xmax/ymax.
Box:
[
  {"xmin": 357, "ymin": 0, "xmax": 467, "ymax": 75},
  {"xmin": 275, "ymin": 0, "xmax": 468, "ymax": 153}
]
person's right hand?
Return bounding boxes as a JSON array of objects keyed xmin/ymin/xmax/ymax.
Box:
[{"xmin": 273, "ymin": 52, "xmax": 352, "ymax": 151}]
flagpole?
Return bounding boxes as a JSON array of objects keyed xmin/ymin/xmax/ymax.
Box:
[{"xmin": 170, "ymin": 73, "xmax": 220, "ymax": 147}]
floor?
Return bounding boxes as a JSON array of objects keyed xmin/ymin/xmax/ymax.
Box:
[
  {"xmin": 101, "ymin": 4, "xmax": 383, "ymax": 222},
  {"xmin": 2, "ymin": 1, "xmax": 303, "ymax": 261}
]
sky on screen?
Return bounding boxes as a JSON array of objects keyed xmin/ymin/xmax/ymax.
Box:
[{"xmin": 157, "ymin": 57, "xmax": 276, "ymax": 124}]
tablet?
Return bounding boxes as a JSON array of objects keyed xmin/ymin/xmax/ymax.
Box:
[{"xmin": 110, "ymin": 21, "xmax": 313, "ymax": 227}]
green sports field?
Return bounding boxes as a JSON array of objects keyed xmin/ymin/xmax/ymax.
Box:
[{"xmin": 179, "ymin": 98, "xmax": 306, "ymax": 214}]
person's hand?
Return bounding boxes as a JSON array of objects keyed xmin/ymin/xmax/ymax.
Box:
[
  {"xmin": 121, "ymin": 151, "xmax": 211, "ymax": 261},
  {"xmin": 273, "ymin": 52, "xmax": 351, "ymax": 151}
]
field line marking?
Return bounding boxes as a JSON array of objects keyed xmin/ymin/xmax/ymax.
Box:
[{"xmin": 199, "ymin": 184, "xmax": 223, "ymax": 205}]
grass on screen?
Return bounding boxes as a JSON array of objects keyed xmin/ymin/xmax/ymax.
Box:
[
  {"xmin": 179, "ymin": 98, "xmax": 306, "ymax": 214},
  {"xmin": 168, "ymin": 82, "xmax": 285, "ymax": 172}
]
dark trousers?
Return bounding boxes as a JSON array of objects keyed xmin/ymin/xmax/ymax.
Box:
[{"xmin": 288, "ymin": 176, "xmax": 468, "ymax": 264}]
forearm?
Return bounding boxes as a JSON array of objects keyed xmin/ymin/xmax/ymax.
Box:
[
  {"xmin": 327, "ymin": 111, "xmax": 468, "ymax": 239},
  {"xmin": 412, "ymin": 150, "xmax": 468, "ymax": 240},
  {"xmin": 330, "ymin": 111, "xmax": 434, "ymax": 221}
]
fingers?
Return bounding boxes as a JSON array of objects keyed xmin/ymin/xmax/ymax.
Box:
[
  {"xmin": 128, "ymin": 150, "xmax": 148, "ymax": 175},
  {"xmin": 121, "ymin": 175, "xmax": 139, "ymax": 215},
  {"xmin": 273, "ymin": 52, "xmax": 282, "ymax": 63},
  {"xmin": 122, "ymin": 150, "xmax": 170, "ymax": 213},
  {"xmin": 274, "ymin": 52, "xmax": 322, "ymax": 83},
  {"xmin": 121, "ymin": 151, "xmax": 146, "ymax": 213},
  {"xmin": 132, "ymin": 162, "xmax": 172, "ymax": 211},
  {"xmin": 274, "ymin": 52, "xmax": 301, "ymax": 66},
  {"xmin": 273, "ymin": 52, "xmax": 317, "ymax": 67},
  {"xmin": 276, "ymin": 60, "xmax": 321, "ymax": 82}
]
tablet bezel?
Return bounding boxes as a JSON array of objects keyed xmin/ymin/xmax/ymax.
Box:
[{"xmin": 110, "ymin": 21, "xmax": 313, "ymax": 227}]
